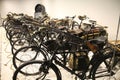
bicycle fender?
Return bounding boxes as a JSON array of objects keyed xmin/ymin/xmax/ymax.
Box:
[
  {"xmin": 50, "ymin": 63, "xmax": 62, "ymax": 80},
  {"xmin": 89, "ymin": 54, "xmax": 111, "ymax": 78}
]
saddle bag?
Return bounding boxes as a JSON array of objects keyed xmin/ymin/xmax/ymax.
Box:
[{"xmin": 68, "ymin": 51, "xmax": 89, "ymax": 71}]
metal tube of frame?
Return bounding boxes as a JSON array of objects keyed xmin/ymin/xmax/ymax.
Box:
[{"xmin": 110, "ymin": 14, "xmax": 120, "ymax": 78}]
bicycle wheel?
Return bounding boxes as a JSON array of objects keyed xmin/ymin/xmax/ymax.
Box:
[
  {"xmin": 92, "ymin": 55, "xmax": 120, "ymax": 80},
  {"xmin": 13, "ymin": 46, "xmax": 47, "ymax": 69},
  {"xmin": 11, "ymin": 38, "xmax": 30, "ymax": 54},
  {"xmin": 13, "ymin": 60, "xmax": 62, "ymax": 80}
]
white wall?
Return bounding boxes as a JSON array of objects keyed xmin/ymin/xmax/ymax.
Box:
[
  {"xmin": 0, "ymin": 0, "xmax": 43, "ymax": 17},
  {"xmin": 0, "ymin": 0, "xmax": 120, "ymax": 40}
]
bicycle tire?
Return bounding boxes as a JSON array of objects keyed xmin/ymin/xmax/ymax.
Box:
[
  {"xmin": 12, "ymin": 46, "xmax": 47, "ymax": 69},
  {"xmin": 13, "ymin": 60, "xmax": 62, "ymax": 80},
  {"xmin": 92, "ymin": 55, "xmax": 120, "ymax": 80}
]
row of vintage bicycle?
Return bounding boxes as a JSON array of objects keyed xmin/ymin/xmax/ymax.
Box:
[{"xmin": 2, "ymin": 12, "xmax": 120, "ymax": 80}]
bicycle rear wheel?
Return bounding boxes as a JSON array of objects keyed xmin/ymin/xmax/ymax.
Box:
[
  {"xmin": 13, "ymin": 60, "xmax": 61, "ymax": 80},
  {"xmin": 92, "ymin": 56, "xmax": 120, "ymax": 80}
]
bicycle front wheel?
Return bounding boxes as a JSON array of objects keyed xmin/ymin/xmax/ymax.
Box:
[
  {"xmin": 13, "ymin": 60, "xmax": 62, "ymax": 80},
  {"xmin": 13, "ymin": 46, "xmax": 47, "ymax": 69}
]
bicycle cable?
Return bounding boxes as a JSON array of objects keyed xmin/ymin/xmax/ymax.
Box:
[{"xmin": 110, "ymin": 14, "xmax": 120, "ymax": 79}]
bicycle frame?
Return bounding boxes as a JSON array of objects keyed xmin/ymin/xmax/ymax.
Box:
[{"xmin": 42, "ymin": 43, "xmax": 111, "ymax": 79}]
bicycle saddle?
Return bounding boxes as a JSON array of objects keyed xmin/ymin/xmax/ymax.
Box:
[
  {"xmin": 78, "ymin": 15, "xmax": 86, "ymax": 20},
  {"xmin": 89, "ymin": 36, "xmax": 107, "ymax": 45},
  {"xmin": 89, "ymin": 20, "xmax": 96, "ymax": 24}
]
